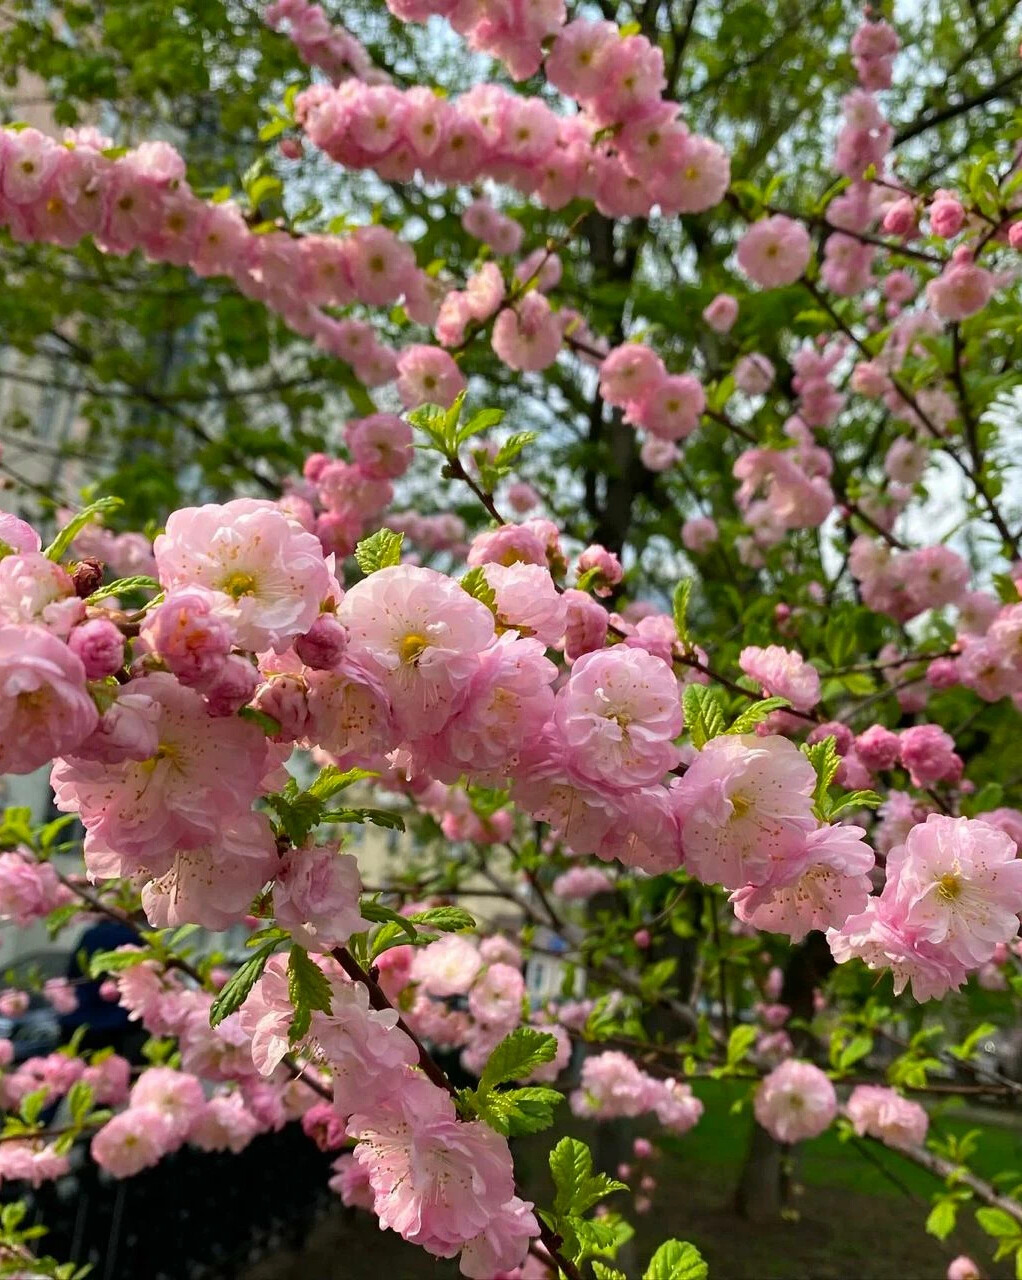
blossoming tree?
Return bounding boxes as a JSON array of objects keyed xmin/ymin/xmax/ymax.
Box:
[{"xmin": 1, "ymin": 1, "xmax": 1022, "ymax": 1277}]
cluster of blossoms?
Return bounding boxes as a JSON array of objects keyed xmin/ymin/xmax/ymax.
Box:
[
  {"xmin": 265, "ymin": 0, "xmax": 386, "ymax": 86},
  {"xmin": 597, "ymin": 343, "xmax": 707, "ymax": 472},
  {"xmin": 569, "ymin": 1050, "xmax": 703, "ymax": 1135},
  {"xmin": 0, "ymin": 127, "xmax": 426, "ymax": 387},
  {"xmin": 829, "ymin": 814, "xmax": 1022, "ymax": 1000},
  {"xmin": 295, "ymin": 71, "xmax": 728, "ymax": 222},
  {"xmin": 849, "ymin": 537, "xmax": 971, "ymax": 622}
]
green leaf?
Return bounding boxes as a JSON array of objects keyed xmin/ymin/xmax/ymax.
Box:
[
  {"xmin": 321, "ymin": 806, "xmax": 404, "ymax": 830},
  {"xmin": 672, "ymin": 580, "xmax": 692, "ymax": 644},
  {"xmin": 87, "ymin": 947, "xmax": 148, "ymax": 979},
  {"xmin": 209, "ymin": 940, "xmax": 278, "ymax": 1027},
  {"xmin": 684, "ymin": 683, "xmax": 726, "ymax": 749},
  {"xmin": 727, "ymin": 697, "xmax": 790, "ymax": 735},
  {"xmin": 925, "ymin": 1199, "xmax": 957, "ymax": 1241},
  {"xmin": 86, "ymin": 575, "xmax": 159, "ymax": 603},
  {"xmin": 550, "ymin": 1137, "xmax": 627, "ymax": 1218},
  {"xmin": 265, "ymin": 787, "xmax": 324, "ymax": 846},
  {"xmin": 44, "ymin": 497, "xmax": 123, "ymax": 563},
  {"xmin": 354, "ymin": 528, "xmax": 404, "ymax": 574},
  {"xmin": 480, "ymin": 1028, "xmax": 558, "ymax": 1091},
  {"xmin": 726, "ymin": 1024, "xmax": 757, "ymax": 1067},
  {"xmin": 493, "ymin": 430, "xmax": 536, "ymax": 468},
  {"xmin": 307, "ymin": 765, "xmax": 377, "ymax": 802},
  {"xmin": 828, "ymin": 789, "xmax": 882, "ymax": 818},
  {"xmin": 802, "ymin": 735, "xmax": 841, "ymax": 817},
  {"xmin": 67, "ymin": 1080, "xmax": 94, "ymax": 1126},
  {"xmin": 287, "ymin": 944, "xmax": 333, "ymax": 1044},
  {"xmin": 361, "ymin": 899, "xmax": 418, "ymax": 938},
  {"xmin": 643, "ymin": 1240, "xmax": 709, "ymax": 1280},
  {"xmin": 471, "ymin": 1085, "xmax": 563, "ymax": 1135},
  {"xmin": 593, "ymin": 1264, "xmax": 628, "ymax": 1280},
  {"xmin": 461, "ymin": 565, "xmax": 498, "ymax": 613},
  {"xmin": 456, "ymin": 406, "xmax": 504, "ymax": 445},
  {"xmin": 238, "ymin": 706, "xmax": 282, "ymax": 736},
  {"xmin": 837, "ymin": 1033, "xmax": 873, "ymax": 1071},
  {"xmin": 407, "ymin": 906, "xmax": 476, "ymax": 934},
  {"xmin": 976, "ymin": 1207, "xmax": 1021, "ymax": 1239}
]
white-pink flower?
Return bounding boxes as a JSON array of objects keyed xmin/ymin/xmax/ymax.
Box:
[
  {"xmin": 754, "ymin": 1060, "xmax": 836, "ymax": 1143},
  {"xmin": 845, "ymin": 1085, "xmax": 928, "ymax": 1149}
]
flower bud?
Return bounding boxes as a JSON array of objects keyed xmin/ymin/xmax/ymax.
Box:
[
  {"xmin": 68, "ymin": 618, "xmax": 125, "ymax": 679},
  {"xmin": 294, "ymin": 613, "xmax": 349, "ymax": 670}
]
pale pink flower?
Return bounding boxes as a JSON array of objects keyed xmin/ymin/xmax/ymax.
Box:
[
  {"xmin": 491, "ymin": 294, "xmax": 562, "ymax": 372},
  {"xmin": 737, "ymin": 216, "xmax": 811, "ymax": 288},
  {"xmin": 91, "ymin": 1106, "xmax": 175, "ymax": 1177},
  {"xmin": 828, "ymin": 896, "xmax": 969, "ymax": 1002},
  {"xmin": 845, "ymin": 1085, "xmax": 928, "ymax": 1149},
  {"xmin": 731, "ymin": 824, "xmax": 875, "ymax": 941},
  {"xmin": 675, "ymin": 735, "xmax": 817, "ymax": 889},
  {"xmin": 898, "ymin": 724, "xmax": 959, "ymax": 787},
  {"xmin": 926, "ymin": 248, "xmax": 997, "ymax": 321},
  {"xmin": 702, "ymin": 293, "xmax": 738, "ymax": 333},
  {"xmin": 338, "ymin": 564, "xmax": 494, "ymax": 735},
  {"xmin": 468, "ymin": 963, "xmax": 525, "ymax": 1031},
  {"xmin": 0, "ymin": 624, "xmax": 98, "ymax": 773},
  {"xmin": 570, "ymin": 1051, "xmax": 657, "ymax": 1120},
  {"xmin": 552, "ymin": 867, "xmax": 614, "ymax": 900},
  {"xmin": 154, "ymin": 498, "xmax": 334, "ymax": 652},
  {"xmin": 189, "ymin": 1093, "xmax": 261, "ymax": 1153},
  {"xmin": 273, "ymin": 844, "xmax": 366, "ymax": 949},
  {"xmin": 52, "ymin": 672, "xmax": 267, "ymax": 873},
  {"xmin": 129, "ymin": 1067, "xmax": 205, "ymax": 1146},
  {"xmin": 482, "ymin": 562, "xmax": 566, "ymax": 644},
  {"xmin": 411, "ymin": 934, "xmax": 482, "ymax": 997},
  {"xmin": 733, "ymin": 354, "xmax": 775, "ymax": 395},
  {"xmin": 330, "ymin": 1152, "xmax": 376, "ymax": 1209},
  {"xmin": 754, "ymin": 1060, "xmax": 836, "ymax": 1143},
  {"xmin": 946, "ymin": 1258, "xmax": 981, "ymax": 1280},
  {"xmin": 140, "ymin": 812, "xmax": 278, "ymax": 931},
  {"xmin": 140, "ymin": 586, "xmax": 232, "ymax": 685},
  {"xmin": 681, "ymin": 517, "xmax": 718, "ymax": 553},
  {"xmin": 396, "ymin": 344, "xmax": 466, "ymax": 408},
  {"xmin": 554, "ymin": 647, "xmax": 681, "ymax": 788},
  {"xmin": 739, "ymin": 644, "xmax": 821, "ymax": 711},
  {"xmin": 885, "ymin": 814, "xmax": 1022, "ymax": 967},
  {"xmin": 349, "ymin": 1072, "xmax": 517, "ymax": 1259},
  {"xmin": 0, "ymin": 850, "xmax": 71, "ymax": 924},
  {"xmin": 0, "ymin": 553, "xmax": 81, "ymax": 637}
]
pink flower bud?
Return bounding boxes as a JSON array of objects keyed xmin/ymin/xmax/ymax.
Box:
[
  {"xmin": 632, "ymin": 1137, "xmax": 653, "ymax": 1159},
  {"xmin": 930, "ymin": 190, "xmax": 965, "ymax": 238},
  {"xmin": 926, "ymin": 657, "xmax": 959, "ymax": 689},
  {"xmin": 882, "ymin": 197, "xmax": 916, "ymax": 237},
  {"xmin": 278, "ymin": 137, "xmax": 303, "ymax": 160},
  {"xmin": 294, "ymin": 613, "xmax": 349, "ymax": 669},
  {"xmin": 1009, "ymin": 221, "xmax": 1022, "ymax": 250},
  {"xmin": 203, "ymin": 654, "xmax": 259, "ymax": 716},
  {"xmin": 633, "ymin": 928, "xmax": 651, "ymax": 948},
  {"xmin": 855, "ymin": 724, "xmax": 900, "ymax": 771},
  {"xmin": 68, "ymin": 618, "xmax": 125, "ymax": 679},
  {"xmin": 251, "ymin": 675, "xmax": 310, "ymax": 741}
]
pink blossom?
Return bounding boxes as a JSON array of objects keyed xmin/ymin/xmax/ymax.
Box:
[
  {"xmin": 674, "ymin": 734, "xmax": 817, "ymax": 889},
  {"xmin": 754, "ymin": 1060, "xmax": 836, "ymax": 1143},
  {"xmin": 0, "ymin": 850, "xmax": 70, "ymax": 924},
  {"xmin": 739, "ymin": 644, "xmax": 821, "ymax": 711},
  {"xmin": 702, "ymin": 293, "xmax": 738, "ymax": 333},
  {"xmin": 468, "ymin": 963, "xmax": 525, "ymax": 1030},
  {"xmin": 845, "ymin": 1085, "xmax": 928, "ymax": 1149},
  {"xmin": 552, "ymin": 867, "xmax": 614, "ymax": 900},
  {"xmin": 0, "ymin": 624, "xmax": 98, "ymax": 773},
  {"xmin": 554, "ymin": 647, "xmax": 682, "ymax": 788},
  {"xmin": 598, "ymin": 344, "xmax": 665, "ymax": 410},
  {"xmin": 481, "ymin": 562, "xmax": 566, "ymax": 644},
  {"xmin": 733, "ymin": 354, "xmax": 775, "ymax": 395},
  {"xmin": 330, "ymin": 1152, "xmax": 376, "ymax": 1209},
  {"xmin": 412, "ymin": 934, "xmax": 482, "ymax": 996},
  {"xmin": 855, "ymin": 724, "xmax": 900, "ymax": 771},
  {"xmin": 681, "ymin": 518, "xmax": 718, "ymax": 553},
  {"xmin": 926, "ymin": 248, "xmax": 997, "ymax": 321},
  {"xmin": 130, "ymin": 1067, "xmax": 205, "ymax": 1145},
  {"xmin": 736, "ymin": 216, "xmax": 811, "ymax": 288},
  {"xmin": 90, "ymin": 1106, "xmax": 175, "ymax": 1176},
  {"xmin": 67, "ymin": 619, "xmax": 124, "ymax": 679},
  {"xmin": 946, "ymin": 1258, "xmax": 981, "ymax": 1280},
  {"xmin": 570, "ymin": 1051, "xmax": 657, "ymax": 1120},
  {"xmin": 52, "ymin": 672, "xmax": 267, "ymax": 873},
  {"xmin": 294, "ymin": 612, "xmax": 349, "ymax": 670},
  {"xmin": 492, "ymin": 294, "xmax": 562, "ymax": 371},
  {"xmin": 189, "ymin": 1093, "xmax": 261, "ymax": 1153},
  {"xmin": 338, "ymin": 564, "xmax": 494, "ymax": 736},
  {"xmin": 396, "ymin": 344, "xmax": 466, "ymax": 408},
  {"xmin": 273, "ymin": 843, "xmax": 366, "ymax": 949},
  {"xmin": 349, "ymin": 1072, "xmax": 519, "ymax": 1261},
  {"xmin": 898, "ymin": 724, "xmax": 959, "ymax": 787},
  {"xmin": 154, "ymin": 499, "xmax": 334, "ymax": 652},
  {"xmin": 140, "ymin": 586, "xmax": 232, "ymax": 685},
  {"xmin": 930, "ymin": 190, "xmax": 965, "ymax": 239}
]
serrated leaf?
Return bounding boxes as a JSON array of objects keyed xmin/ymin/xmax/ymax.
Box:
[
  {"xmin": 45, "ymin": 497, "xmax": 123, "ymax": 563},
  {"xmin": 480, "ymin": 1028, "xmax": 557, "ymax": 1092},
  {"xmin": 593, "ymin": 1264, "xmax": 628, "ymax": 1280},
  {"xmin": 828, "ymin": 789, "xmax": 882, "ymax": 818},
  {"xmin": 643, "ymin": 1239, "xmax": 708, "ymax": 1280},
  {"xmin": 457, "ymin": 406, "xmax": 504, "ymax": 445},
  {"xmin": 88, "ymin": 947, "xmax": 148, "ymax": 979},
  {"xmin": 307, "ymin": 765, "xmax": 377, "ymax": 802},
  {"xmin": 86, "ymin": 575, "xmax": 159, "ymax": 603},
  {"xmin": 209, "ymin": 941, "xmax": 278, "ymax": 1028},
  {"xmin": 493, "ymin": 430, "xmax": 537, "ymax": 468},
  {"xmin": 265, "ymin": 790, "xmax": 324, "ymax": 846},
  {"xmin": 461, "ymin": 565, "xmax": 497, "ymax": 612},
  {"xmin": 320, "ymin": 806, "xmax": 404, "ymax": 830},
  {"xmin": 354, "ymin": 528, "xmax": 404, "ymax": 574},
  {"xmin": 472, "ymin": 1085, "xmax": 563, "ymax": 1135},
  {"xmin": 287, "ymin": 945, "xmax": 333, "ymax": 1044},
  {"xmin": 550, "ymin": 1137, "xmax": 627, "ymax": 1218},
  {"xmin": 802, "ymin": 736, "xmax": 841, "ymax": 817},
  {"xmin": 407, "ymin": 906, "xmax": 475, "ymax": 933},
  {"xmin": 684, "ymin": 683, "xmax": 726, "ymax": 749},
  {"xmin": 727, "ymin": 697, "xmax": 789, "ymax": 735},
  {"xmin": 673, "ymin": 580, "xmax": 692, "ymax": 644}
]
